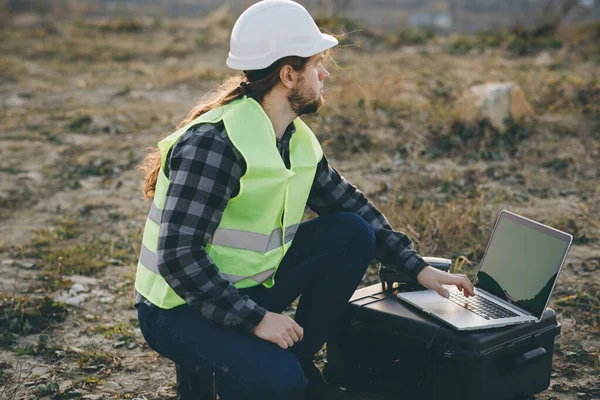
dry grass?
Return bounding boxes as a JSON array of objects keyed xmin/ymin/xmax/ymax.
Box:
[{"xmin": 0, "ymin": 12, "xmax": 598, "ymax": 400}]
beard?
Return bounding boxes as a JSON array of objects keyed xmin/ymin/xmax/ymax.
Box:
[{"xmin": 288, "ymin": 80, "xmax": 324, "ymax": 116}]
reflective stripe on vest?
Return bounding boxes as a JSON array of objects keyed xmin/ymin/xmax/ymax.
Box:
[
  {"xmin": 139, "ymin": 243, "xmax": 277, "ymax": 285},
  {"xmin": 147, "ymin": 202, "xmax": 300, "ymax": 253}
]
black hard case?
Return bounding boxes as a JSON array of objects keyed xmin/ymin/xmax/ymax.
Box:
[{"xmin": 324, "ymin": 284, "xmax": 561, "ymax": 400}]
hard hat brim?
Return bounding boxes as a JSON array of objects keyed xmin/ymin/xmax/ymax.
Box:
[{"xmin": 226, "ymin": 33, "xmax": 338, "ymax": 71}]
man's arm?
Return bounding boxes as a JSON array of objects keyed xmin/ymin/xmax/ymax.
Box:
[
  {"xmin": 307, "ymin": 155, "xmax": 474, "ymax": 297},
  {"xmin": 307, "ymin": 156, "xmax": 428, "ymax": 280},
  {"xmin": 156, "ymin": 122, "xmax": 266, "ymax": 332}
]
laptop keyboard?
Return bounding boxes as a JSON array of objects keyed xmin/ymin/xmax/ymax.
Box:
[{"xmin": 448, "ymin": 293, "xmax": 519, "ymax": 320}]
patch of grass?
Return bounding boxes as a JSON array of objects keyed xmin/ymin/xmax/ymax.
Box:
[
  {"xmin": 554, "ymin": 290, "xmax": 600, "ymax": 314},
  {"xmin": 98, "ymin": 18, "xmax": 146, "ymax": 34},
  {"xmin": 40, "ymin": 130, "xmax": 63, "ymax": 145},
  {"xmin": 387, "ymin": 29, "xmax": 436, "ymax": 47},
  {"xmin": 34, "ymin": 270, "xmax": 73, "ymax": 293},
  {"xmin": 76, "ymin": 350, "xmax": 121, "ymax": 375},
  {"xmin": 34, "ymin": 380, "xmax": 62, "ymax": 397},
  {"xmin": 426, "ymin": 117, "xmax": 533, "ymax": 161},
  {"xmin": 90, "ymin": 321, "xmax": 134, "ymax": 339},
  {"xmin": 447, "ymin": 25, "xmax": 563, "ymax": 57},
  {"xmin": 0, "ymin": 56, "xmax": 27, "ymax": 82},
  {"xmin": 76, "ymin": 375, "xmax": 105, "ymax": 391},
  {"xmin": 378, "ymin": 192, "xmax": 495, "ymax": 270},
  {"xmin": 0, "ymin": 185, "xmax": 36, "ymax": 216},
  {"xmin": 544, "ymin": 215, "xmax": 598, "ymax": 245},
  {"xmin": 447, "ymin": 36, "xmax": 476, "ymax": 55},
  {"xmin": 41, "ymin": 244, "xmax": 108, "ymax": 276},
  {"xmin": 0, "ymin": 295, "xmax": 68, "ymax": 349},
  {"xmin": 89, "ymin": 321, "xmax": 138, "ymax": 349},
  {"xmin": 22, "ymin": 219, "xmax": 78, "ymax": 258},
  {"xmin": 541, "ymin": 157, "xmax": 571, "ymax": 172},
  {"xmin": 577, "ymin": 80, "xmax": 600, "ymax": 118},
  {"xmin": 17, "ymin": 216, "xmax": 141, "ymax": 282},
  {"xmin": 0, "ymin": 167, "xmax": 26, "ymax": 174},
  {"xmin": 0, "ymin": 362, "xmax": 11, "ymax": 385},
  {"xmin": 74, "ymin": 18, "xmax": 146, "ymax": 34},
  {"xmin": 14, "ymin": 334, "xmax": 64, "ymax": 361},
  {"xmin": 555, "ymin": 339, "xmax": 600, "ymax": 370},
  {"xmin": 66, "ymin": 115, "xmax": 92, "ymax": 133}
]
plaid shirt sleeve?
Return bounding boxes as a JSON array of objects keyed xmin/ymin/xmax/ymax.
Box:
[
  {"xmin": 155, "ymin": 122, "xmax": 267, "ymax": 332},
  {"xmin": 307, "ymin": 156, "xmax": 429, "ymax": 279}
]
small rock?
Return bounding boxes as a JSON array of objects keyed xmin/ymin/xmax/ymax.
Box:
[
  {"xmin": 1, "ymin": 259, "xmax": 15, "ymax": 266},
  {"xmin": 584, "ymin": 168, "xmax": 597, "ymax": 179},
  {"xmin": 113, "ymin": 341, "xmax": 126, "ymax": 348},
  {"xmin": 99, "ymin": 295, "xmax": 116, "ymax": 304},
  {"xmin": 69, "ymin": 275, "xmax": 99, "ymax": 286},
  {"xmin": 68, "ymin": 389, "xmax": 86, "ymax": 396},
  {"xmin": 54, "ymin": 292, "xmax": 88, "ymax": 307},
  {"xmin": 82, "ymin": 394, "xmax": 105, "ymax": 400},
  {"xmin": 504, "ymin": 176, "xmax": 520, "ymax": 185},
  {"xmin": 67, "ymin": 346, "xmax": 86, "ymax": 354},
  {"xmin": 59, "ymin": 380, "xmax": 74, "ymax": 392},
  {"xmin": 5, "ymin": 95, "xmax": 26, "ymax": 107},
  {"xmin": 31, "ymin": 366, "xmax": 50, "ymax": 376},
  {"xmin": 102, "ymin": 381, "xmax": 121, "ymax": 390},
  {"xmin": 576, "ymin": 393, "xmax": 587, "ymax": 398},
  {"xmin": 454, "ymin": 82, "xmax": 534, "ymax": 131},
  {"xmin": 25, "ymin": 171, "xmax": 43, "ymax": 182},
  {"xmin": 534, "ymin": 51, "xmax": 553, "ymax": 67},
  {"xmin": 19, "ymin": 260, "xmax": 37, "ymax": 269},
  {"xmin": 69, "ymin": 283, "xmax": 89, "ymax": 295}
]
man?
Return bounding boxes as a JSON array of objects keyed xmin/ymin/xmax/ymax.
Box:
[{"xmin": 134, "ymin": 1, "xmax": 474, "ymax": 399}]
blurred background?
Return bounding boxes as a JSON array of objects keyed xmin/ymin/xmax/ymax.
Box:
[{"xmin": 1, "ymin": 1, "xmax": 598, "ymax": 399}]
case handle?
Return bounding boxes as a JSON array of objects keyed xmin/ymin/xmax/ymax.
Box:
[{"xmin": 517, "ymin": 347, "xmax": 547, "ymax": 365}]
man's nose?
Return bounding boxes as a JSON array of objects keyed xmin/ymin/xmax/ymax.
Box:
[{"xmin": 319, "ymin": 67, "xmax": 329, "ymax": 80}]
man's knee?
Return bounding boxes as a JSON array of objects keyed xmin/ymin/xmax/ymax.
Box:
[
  {"xmin": 251, "ymin": 356, "xmax": 307, "ymax": 400},
  {"xmin": 336, "ymin": 212, "xmax": 376, "ymax": 259}
]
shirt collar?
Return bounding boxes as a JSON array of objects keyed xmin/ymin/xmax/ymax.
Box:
[{"xmin": 277, "ymin": 121, "xmax": 296, "ymax": 144}]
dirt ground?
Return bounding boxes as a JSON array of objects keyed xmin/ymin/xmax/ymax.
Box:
[{"xmin": 1, "ymin": 12, "xmax": 599, "ymax": 400}]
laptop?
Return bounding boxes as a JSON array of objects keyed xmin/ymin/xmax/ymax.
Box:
[{"xmin": 397, "ymin": 210, "xmax": 572, "ymax": 331}]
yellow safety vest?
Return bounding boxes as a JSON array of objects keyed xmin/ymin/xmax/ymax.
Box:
[{"xmin": 135, "ymin": 96, "xmax": 323, "ymax": 308}]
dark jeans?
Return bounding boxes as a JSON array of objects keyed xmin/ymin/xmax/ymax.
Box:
[{"xmin": 137, "ymin": 212, "xmax": 376, "ymax": 400}]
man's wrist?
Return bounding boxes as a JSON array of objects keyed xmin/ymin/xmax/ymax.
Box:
[
  {"xmin": 409, "ymin": 256, "xmax": 429, "ymax": 280},
  {"xmin": 416, "ymin": 265, "xmax": 433, "ymax": 283}
]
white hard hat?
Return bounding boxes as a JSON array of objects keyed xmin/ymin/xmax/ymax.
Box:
[{"xmin": 226, "ymin": 0, "xmax": 338, "ymax": 71}]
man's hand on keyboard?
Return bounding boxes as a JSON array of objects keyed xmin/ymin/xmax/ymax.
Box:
[{"xmin": 416, "ymin": 266, "xmax": 475, "ymax": 299}]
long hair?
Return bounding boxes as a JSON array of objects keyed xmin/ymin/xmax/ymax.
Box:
[{"xmin": 138, "ymin": 56, "xmax": 311, "ymax": 199}]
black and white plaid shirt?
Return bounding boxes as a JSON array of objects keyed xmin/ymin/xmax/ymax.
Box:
[{"xmin": 135, "ymin": 121, "xmax": 428, "ymax": 332}]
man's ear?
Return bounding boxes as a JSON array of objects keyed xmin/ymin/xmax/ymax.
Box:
[{"xmin": 279, "ymin": 65, "xmax": 297, "ymax": 90}]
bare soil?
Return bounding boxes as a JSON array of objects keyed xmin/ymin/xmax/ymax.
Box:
[{"xmin": 1, "ymin": 14, "xmax": 598, "ymax": 400}]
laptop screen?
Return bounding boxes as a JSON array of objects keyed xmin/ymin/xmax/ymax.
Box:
[{"xmin": 474, "ymin": 211, "xmax": 572, "ymax": 319}]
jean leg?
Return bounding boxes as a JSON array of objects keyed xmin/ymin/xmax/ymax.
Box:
[
  {"xmin": 239, "ymin": 212, "xmax": 376, "ymax": 358},
  {"xmin": 137, "ymin": 303, "xmax": 308, "ymax": 400}
]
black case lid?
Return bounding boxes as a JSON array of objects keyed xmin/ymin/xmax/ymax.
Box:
[{"xmin": 348, "ymin": 285, "xmax": 560, "ymax": 359}]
